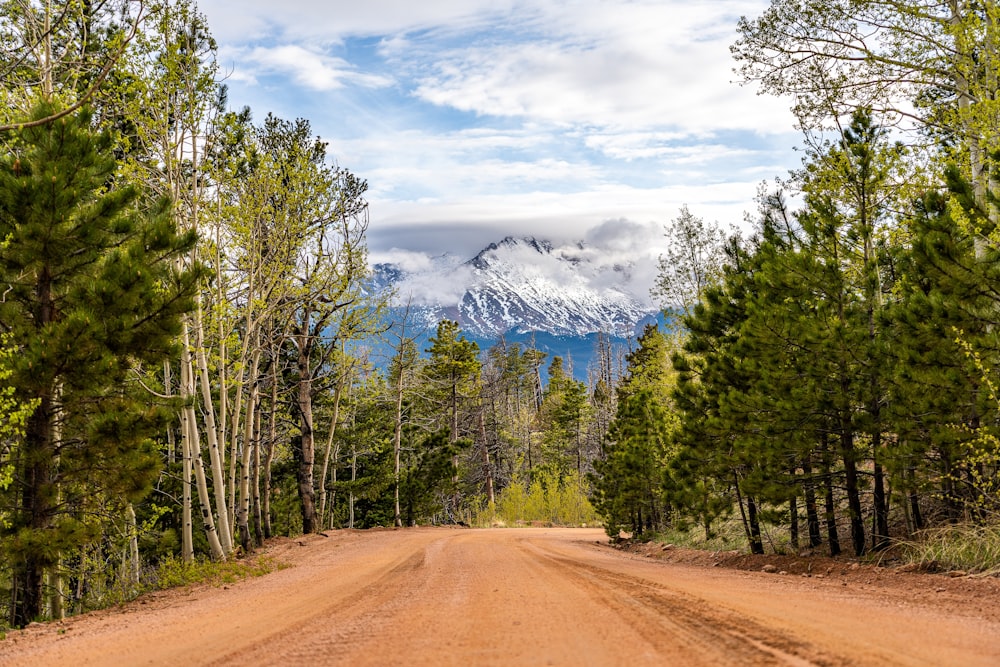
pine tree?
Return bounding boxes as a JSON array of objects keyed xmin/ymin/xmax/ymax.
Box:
[
  {"xmin": 702, "ymin": 111, "xmax": 905, "ymax": 557},
  {"xmin": 423, "ymin": 320, "xmax": 480, "ymax": 518},
  {"xmin": 537, "ymin": 356, "xmax": 591, "ymax": 479},
  {"xmin": 670, "ymin": 233, "xmax": 766, "ymax": 550},
  {"xmin": 890, "ymin": 163, "xmax": 1000, "ymax": 520},
  {"xmin": 424, "ymin": 320, "xmax": 481, "ymax": 444},
  {"xmin": 0, "ymin": 104, "xmax": 200, "ymax": 626},
  {"xmin": 591, "ymin": 324, "xmax": 675, "ymax": 536}
]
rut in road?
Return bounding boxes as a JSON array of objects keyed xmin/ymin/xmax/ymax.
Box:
[{"xmin": 522, "ymin": 541, "xmax": 830, "ymax": 667}]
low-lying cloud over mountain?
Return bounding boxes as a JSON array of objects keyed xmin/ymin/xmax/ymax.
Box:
[{"xmin": 373, "ymin": 231, "xmax": 661, "ymax": 339}]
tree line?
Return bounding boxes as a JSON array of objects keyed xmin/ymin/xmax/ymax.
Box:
[
  {"xmin": 1, "ymin": 0, "xmax": 999, "ymax": 630},
  {"xmin": 594, "ymin": 1, "xmax": 1000, "ymax": 561}
]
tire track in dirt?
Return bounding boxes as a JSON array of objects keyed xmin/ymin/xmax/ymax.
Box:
[
  {"xmin": 208, "ymin": 537, "xmax": 444, "ymax": 666},
  {"xmin": 520, "ymin": 539, "xmax": 836, "ymax": 666}
]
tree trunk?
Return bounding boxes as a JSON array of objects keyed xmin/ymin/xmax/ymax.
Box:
[
  {"xmin": 11, "ymin": 265, "xmax": 58, "ymax": 627},
  {"xmin": 181, "ymin": 329, "xmax": 226, "ymax": 561},
  {"xmin": 349, "ymin": 442, "xmax": 357, "ymax": 529},
  {"xmin": 126, "ymin": 503, "xmax": 140, "ymax": 589},
  {"xmin": 840, "ymin": 425, "xmax": 866, "ymax": 557},
  {"xmin": 319, "ymin": 382, "xmax": 345, "ymax": 529},
  {"xmin": 478, "ymin": 410, "xmax": 496, "ymax": 506},
  {"xmin": 194, "ymin": 304, "xmax": 233, "ymax": 554},
  {"xmin": 181, "ymin": 397, "xmax": 194, "ymax": 563},
  {"xmin": 789, "ymin": 493, "xmax": 799, "ymax": 552},
  {"xmin": 263, "ymin": 367, "xmax": 278, "ymax": 540},
  {"xmin": 237, "ymin": 347, "xmax": 262, "ymax": 552},
  {"xmin": 13, "ymin": 396, "xmax": 54, "ymax": 626},
  {"xmin": 295, "ymin": 326, "xmax": 317, "ymax": 534},
  {"xmin": 393, "ymin": 365, "xmax": 405, "ymax": 528},
  {"xmin": 821, "ymin": 448, "xmax": 841, "ymax": 557},
  {"xmin": 802, "ymin": 459, "xmax": 822, "ymax": 548},
  {"xmin": 747, "ymin": 495, "xmax": 764, "ymax": 555},
  {"xmin": 872, "ymin": 446, "xmax": 890, "ymax": 551},
  {"xmin": 252, "ymin": 406, "xmax": 264, "ymax": 546}
]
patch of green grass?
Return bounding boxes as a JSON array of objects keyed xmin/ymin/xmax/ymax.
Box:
[
  {"xmin": 649, "ymin": 516, "xmax": 746, "ymax": 551},
  {"xmin": 151, "ymin": 554, "xmax": 288, "ymax": 590},
  {"xmin": 900, "ymin": 522, "xmax": 1000, "ymax": 574}
]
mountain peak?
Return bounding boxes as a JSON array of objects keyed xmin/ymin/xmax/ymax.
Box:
[
  {"xmin": 379, "ymin": 236, "xmax": 656, "ymax": 338},
  {"xmin": 471, "ymin": 236, "xmax": 554, "ymax": 269}
]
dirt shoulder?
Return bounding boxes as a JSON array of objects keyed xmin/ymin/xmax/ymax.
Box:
[{"xmin": 619, "ymin": 538, "xmax": 1000, "ymax": 625}]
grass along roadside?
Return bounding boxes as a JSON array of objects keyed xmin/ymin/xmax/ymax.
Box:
[
  {"xmin": 898, "ymin": 522, "xmax": 1000, "ymax": 575},
  {"xmin": 150, "ymin": 553, "xmax": 289, "ymax": 590}
]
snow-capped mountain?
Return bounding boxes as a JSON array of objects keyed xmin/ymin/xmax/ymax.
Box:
[{"xmin": 373, "ymin": 236, "xmax": 657, "ymax": 339}]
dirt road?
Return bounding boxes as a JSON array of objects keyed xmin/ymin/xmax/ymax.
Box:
[{"xmin": 2, "ymin": 527, "xmax": 998, "ymax": 666}]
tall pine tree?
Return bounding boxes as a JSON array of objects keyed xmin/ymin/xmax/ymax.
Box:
[{"xmin": 0, "ymin": 105, "xmax": 200, "ymax": 626}]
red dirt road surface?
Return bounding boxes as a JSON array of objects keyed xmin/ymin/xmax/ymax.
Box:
[{"xmin": 2, "ymin": 527, "xmax": 998, "ymax": 666}]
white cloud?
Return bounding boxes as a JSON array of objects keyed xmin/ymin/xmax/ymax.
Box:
[
  {"xmin": 395, "ymin": 268, "xmax": 475, "ymax": 306},
  {"xmin": 197, "ymin": 0, "xmax": 514, "ymax": 42},
  {"xmin": 405, "ymin": 2, "xmax": 792, "ymax": 135},
  {"xmin": 196, "ymin": 0, "xmax": 800, "ymax": 268},
  {"xmin": 371, "ymin": 219, "xmax": 668, "ymax": 309},
  {"xmin": 231, "ymin": 45, "xmax": 393, "ymax": 91}
]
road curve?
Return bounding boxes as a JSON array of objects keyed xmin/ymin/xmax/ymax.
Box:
[{"xmin": 2, "ymin": 527, "xmax": 998, "ymax": 666}]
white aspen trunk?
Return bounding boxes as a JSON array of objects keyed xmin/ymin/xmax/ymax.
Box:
[
  {"xmin": 164, "ymin": 360, "xmax": 175, "ymax": 465},
  {"xmin": 48, "ymin": 383, "xmax": 64, "ymax": 620},
  {"xmin": 228, "ymin": 246, "xmax": 261, "ymax": 534},
  {"xmin": 169, "ymin": 356, "xmax": 193, "ymax": 562},
  {"xmin": 181, "ymin": 323, "xmax": 226, "ymax": 561},
  {"xmin": 252, "ymin": 404, "xmax": 263, "ymax": 545},
  {"xmin": 263, "ymin": 361, "xmax": 278, "ymax": 540},
  {"xmin": 393, "ymin": 379, "xmax": 404, "ymax": 527},
  {"xmin": 126, "ymin": 503, "xmax": 140, "ymax": 588},
  {"xmin": 42, "ymin": 0, "xmax": 52, "ymax": 99},
  {"xmin": 349, "ymin": 442, "xmax": 356, "ymax": 530},
  {"xmin": 226, "ymin": 302, "xmax": 257, "ymax": 535},
  {"xmin": 227, "ymin": 367, "xmax": 241, "ymax": 531},
  {"xmin": 237, "ymin": 346, "xmax": 261, "ymax": 551},
  {"xmin": 180, "ymin": 401, "xmax": 194, "ymax": 563},
  {"xmin": 194, "ymin": 298, "xmax": 233, "ymax": 554},
  {"xmin": 985, "ymin": 4, "xmax": 1000, "ymax": 223},
  {"xmin": 318, "ymin": 382, "xmax": 345, "ymax": 528},
  {"xmin": 45, "ymin": 568, "xmax": 63, "ymax": 621},
  {"xmin": 950, "ymin": 0, "xmax": 993, "ymax": 232},
  {"xmin": 216, "ymin": 215, "xmax": 233, "ymax": 528}
]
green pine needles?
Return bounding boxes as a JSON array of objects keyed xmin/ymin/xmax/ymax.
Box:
[{"xmin": 0, "ymin": 104, "xmax": 201, "ymax": 627}]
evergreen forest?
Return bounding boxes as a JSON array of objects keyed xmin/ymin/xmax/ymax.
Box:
[{"xmin": 1, "ymin": 0, "xmax": 1000, "ymax": 630}]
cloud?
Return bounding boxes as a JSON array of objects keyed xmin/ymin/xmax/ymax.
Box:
[
  {"xmin": 373, "ymin": 253, "xmax": 475, "ymax": 306},
  {"xmin": 231, "ymin": 44, "xmax": 394, "ymax": 91},
  {"xmin": 365, "ymin": 180, "xmax": 765, "ymax": 258},
  {"xmin": 198, "ymin": 0, "xmax": 514, "ymax": 42},
  {"xmin": 405, "ymin": 2, "xmax": 792, "ymax": 135},
  {"xmin": 196, "ymin": 0, "xmax": 800, "ymax": 270}
]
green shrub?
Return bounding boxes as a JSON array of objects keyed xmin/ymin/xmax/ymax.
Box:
[{"xmin": 485, "ymin": 469, "xmax": 598, "ymax": 526}]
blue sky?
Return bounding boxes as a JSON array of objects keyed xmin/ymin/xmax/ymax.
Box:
[{"xmin": 196, "ymin": 0, "xmax": 800, "ymax": 292}]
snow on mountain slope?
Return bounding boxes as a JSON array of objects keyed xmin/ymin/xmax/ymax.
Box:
[{"xmin": 374, "ymin": 236, "xmax": 656, "ymax": 338}]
